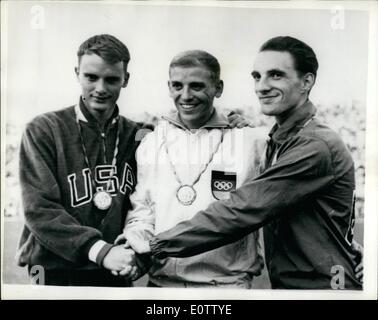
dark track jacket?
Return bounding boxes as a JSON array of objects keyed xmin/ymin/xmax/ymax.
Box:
[
  {"xmin": 150, "ymin": 101, "xmax": 362, "ymax": 289},
  {"xmin": 17, "ymin": 99, "xmax": 145, "ymax": 270}
]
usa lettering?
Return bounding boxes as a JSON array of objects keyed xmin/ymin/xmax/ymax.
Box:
[{"xmin": 67, "ymin": 163, "xmax": 134, "ymax": 207}]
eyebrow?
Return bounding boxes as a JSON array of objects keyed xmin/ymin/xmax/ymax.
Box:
[
  {"xmin": 83, "ymin": 73, "xmax": 121, "ymax": 80},
  {"xmin": 170, "ymin": 81, "xmax": 206, "ymax": 85},
  {"xmin": 251, "ymin": 69, "xmax": 287, "ymax": 78},
  {"xmin": 83, "ymin": 72, "xmax": 97, "ymax": 77},
  {"xmin": 267, "ymin": 69, "xmax": 286, "ymax": 76}
]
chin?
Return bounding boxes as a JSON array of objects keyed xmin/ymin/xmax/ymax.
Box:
[
  {"xmin": 261, "ymin": 106, "xmax": 278, "ymax": 116},
  {"xmin": 91, "ymin": 102, "xmax": 111, "ymax": 110}
]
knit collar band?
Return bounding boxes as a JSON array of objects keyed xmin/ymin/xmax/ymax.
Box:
[{"xmin": 162, "ymin": 109, "xmax": 229, "ymax": 130}]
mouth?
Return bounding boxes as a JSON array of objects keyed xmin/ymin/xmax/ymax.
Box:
[
  {"xmin": 92, "ymin": 96, "xmax": 110, "ymax": 103},
  {"xmin": 258, "ymin": 95, "xmax": 280, "ymax": 103},
  {"xmin": 179, "ymin": 103, "xmax": 199, "ymax": 111}
]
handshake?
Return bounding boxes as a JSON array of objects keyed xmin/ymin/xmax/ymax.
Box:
[{"xmin": 101, "ymin": 233, "xmax": 152, "ymax": 281}]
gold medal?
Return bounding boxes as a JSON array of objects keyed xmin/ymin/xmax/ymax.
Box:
[
  {"xmin": 176, "ymin": 185, "xmax": 197, "ymax": 206},
  {"xmin": 93, "ymin": 190, "xmax": 112, "ymax": 210},
  {"xmin": 163, "ymin": 128, "xmax": 225, "ymax": 207}
]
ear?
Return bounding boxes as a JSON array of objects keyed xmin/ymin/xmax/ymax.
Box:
[
  {"xmin": 168, "ymin": 80, "xmax": 174, "ymax": 98},
  {"xmin": 215, "ymin": 80, "xmax": 224, "ymax": 98},
  {"xmin": 122, "ymin": 72, "xmax": 130, "ymax": 88},
  {"xmin": 74, "ymin": 66, "xmax": 79, "ymax": 79},
  {"xmin": 301, "ymin": 73, "xmax": 315, "ymax": 94}
]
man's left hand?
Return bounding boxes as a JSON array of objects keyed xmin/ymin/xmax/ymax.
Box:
[{"xmin": 227, "ymin": 111, "xmax": 253, "ymax": 128}]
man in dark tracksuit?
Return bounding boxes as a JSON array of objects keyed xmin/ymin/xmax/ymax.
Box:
[
  {"xmin": 17, "ymin": 34, "xmax": 144, "ymax": 286},
  {"xmin": 148, "ymin": 36, "xmax": 363, "ymax": 289}
]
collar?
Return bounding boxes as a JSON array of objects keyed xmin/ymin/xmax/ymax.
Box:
[
  {"xmin": 162, "ymin": 109, "xmax": 230, "ymax": 130},
  {"xmin": 269, "ymin": 100, "xmax": 316, "ymax": 144},
  {"xmin": 75, "ymin": 97, "xmax": 119, "ymax": 127}
]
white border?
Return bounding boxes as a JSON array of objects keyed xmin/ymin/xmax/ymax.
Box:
[{"xmin": 1, "ymin": 0, "xmax": 377, "ymax": 300}]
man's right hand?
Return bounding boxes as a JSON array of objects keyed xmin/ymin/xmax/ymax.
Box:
[{"xmin": 102, "ymin": 245, "xmax": 135, "ymax": 272}]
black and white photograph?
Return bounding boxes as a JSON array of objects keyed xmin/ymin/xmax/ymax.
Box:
[{"xmin": 1, "ymin": 1, "xmax": 377, "ymax": 301}]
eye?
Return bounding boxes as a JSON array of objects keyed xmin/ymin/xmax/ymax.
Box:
[
  {"xmin": 270, "ymin": 72, "xmax": 284, "ymax": 80},
  {"xmin": 190, "ymin": 83, "xmax": 205, "ymax": 91},
  {"xmin": 106, "ymin": 77, "xmax": 121, "ymax": 85},
  {"xmin": 85, "ymin": 74, "xmax": 98, "ymax": 82},
  {"xmin": 171, "ymin": 82, "xmax": 182, "ymax": 90},
  {"xmin": 251, "ymin": 72, "xmax": 260, "ymax": 81}
]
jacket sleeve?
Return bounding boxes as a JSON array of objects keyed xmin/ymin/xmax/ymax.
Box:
[
  {"xmin": 150, "ymin": 135, "xmax": 335, "ymax": 258},
  {"xmin": 19, "ymin": 119, "xmax": 103, "ymax": 263},
  {"xmin": 123, "ymin": 135, "xmax": 156, "ymax": 254}
]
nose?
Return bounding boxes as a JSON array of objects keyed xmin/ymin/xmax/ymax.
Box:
[
  {"xmin": 95, "ymin": 79, "xmax": 107, "ymax": 94},
  {"xmin": 255, "ymin": 76, "xmax": 271, "ymax": 95},
  {"xmin": 180, "ymin": 86, "xmax": 193, "ymax": 101}
]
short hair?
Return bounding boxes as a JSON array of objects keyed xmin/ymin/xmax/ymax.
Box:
[
  {"xmin": 169, "ymin": 50, "xmax": 221, "ymax": 82},
  {"xmin": 260, "ymin": 36, "xmax": 318, "ymax": 77},
  {"xmin": 77, "ymin": 34, "xmax": 130, "ymax": 71}
]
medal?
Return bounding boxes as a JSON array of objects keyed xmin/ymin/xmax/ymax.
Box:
[
  {"xmin": 176, "ymin": 185, "xmax": 197, "ymax": 206},
  {"xmin": 163, "ymin": 128, "xmax": 225, "ymax": 206},
  {"xmin": 93, "ymin": 190, "xmax": 113, "ymax": 210}
]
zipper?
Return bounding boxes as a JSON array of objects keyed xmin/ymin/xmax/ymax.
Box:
[{"xmin": 101, "ymin": 130, "xmax": 107, "ymax": 163}]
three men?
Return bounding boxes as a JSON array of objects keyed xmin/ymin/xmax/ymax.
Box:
[
  {"xmin": 120, "ymin": 50, "xmax": 265, "ymax": 288},
  {"xmin": 147, "ymin": 36, "xmax": 363, "ymax": 289}
]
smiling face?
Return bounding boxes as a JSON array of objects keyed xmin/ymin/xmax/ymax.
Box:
[
  {"xmin": 168, "ymin": 66, "xmax": 223, "ymax": 129},
  {"xmin": 252, "ymin": 50, "xmax": 312, "ymax": 124},
  {"xmin": 75, "ymin": 53, "xmax": 129, "ymax": 123}
]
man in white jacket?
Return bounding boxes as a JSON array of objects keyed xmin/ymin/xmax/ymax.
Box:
[{"xmin": 118, "ymin": 50, "xmax": 266, "ymax": 288}]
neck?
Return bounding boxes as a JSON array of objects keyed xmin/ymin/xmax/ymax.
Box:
[
  {"xmin": 180, "ymin": 108, "xmax": 215, "ymax": 129},
  {"xmin": 83, "ymin": 103, "xmax": 116, "ymax": 130},
  {"xmin": 275, "ymin": 98, "xmax": 308, "ymax": 126},
  {"xmin": 92, "ymin": 110, "xmax": 114, "ymax": 129}
]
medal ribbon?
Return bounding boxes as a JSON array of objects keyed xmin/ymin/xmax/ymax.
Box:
[
  {"xmin": 74, "ymin": 106, "xmax": 120, "ymax": 194},
  {"xmin": 163, "ymin": 129, "xmax": 225, "ymax": 189}
]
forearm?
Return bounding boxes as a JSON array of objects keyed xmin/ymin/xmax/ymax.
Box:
[
  {"xmin": 22, "ymin": 192, "xmax": 103, "ymax": 262},
  {"xmin": 150, "ymin": 178, "xmax": 281, "ymax": 258},
  {"xmin": 150, "ymin": 137, "xmax": 335, "ymax": 258},
  {"xmin": 124, "ymin": 202, "xmax": 155, "ymax": 254}
]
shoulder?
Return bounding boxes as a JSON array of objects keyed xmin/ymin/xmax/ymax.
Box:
[
  {"xmin": 136, "ymin": 119, "xmax": 180, "ymax": 152},
  {"xmin": 135, "ymin": 119, "xmax": 164, "ymax": 154},
  {"xmin": 238, "ymin": 126, "xmax": 269, "ymax": 141},
  {"xmin": 300, "ymin": 120, "xmax": 352, "ymax": 158},
  {"xmin": 25, "ymin": 106, "xmax": 75, "ymax": 135},
  {"xmin": 301, "ymin": 119, "xmax": 354, "ymax": 171},
  {"xmin": 229, "ymin": 126, "xmax": 268, "ymax": 151},
  {"xmin": 119, "ymin": 116, "xmax": 155, "ymax": 142}
]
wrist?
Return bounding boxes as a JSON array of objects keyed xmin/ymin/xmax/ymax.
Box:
[
  {"xmin": 95, "ymin": 243, "xmax": 115, "ymax": 267},
  {"xmin": 88, "ymin": 240, "xmax": 107, "ymax": 263}
]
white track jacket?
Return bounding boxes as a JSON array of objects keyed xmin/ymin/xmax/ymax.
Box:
[{"xmin": 124, "ymin": 110, "xmax": 266, "ymax": 288}]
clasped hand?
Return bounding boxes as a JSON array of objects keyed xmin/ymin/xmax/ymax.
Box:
[{"xmin": 102, "ymin": 244, "xmax": 142, "ymax": 281}]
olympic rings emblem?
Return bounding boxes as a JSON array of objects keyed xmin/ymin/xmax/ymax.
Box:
[{"xmin": 213, "ymin": 180, "xmax": 234, "ymax": 191}]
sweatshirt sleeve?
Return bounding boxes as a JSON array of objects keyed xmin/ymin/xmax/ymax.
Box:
[
  {"xmin": 123, "ymin": 134, "xmax": 156, "ymax": 254},
  {"xmin": 150, "ymin": 135, "xmax": 335, "ymax": 258},
  {"xmin": 19, "ymin": 119, "xmax": 103, "ymax": 263}
]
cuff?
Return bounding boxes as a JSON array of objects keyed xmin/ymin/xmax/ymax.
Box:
[
  {"xmin": 95, "ymin": 243, "xmax": 115, "ymax": 267},
  {"xmin": 149, "ymin": 237, "xmax": 165, "ymax": 259},
  {"xmin": 88, "ymin": 240, "xmax": 108, "ymax": 263}
]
